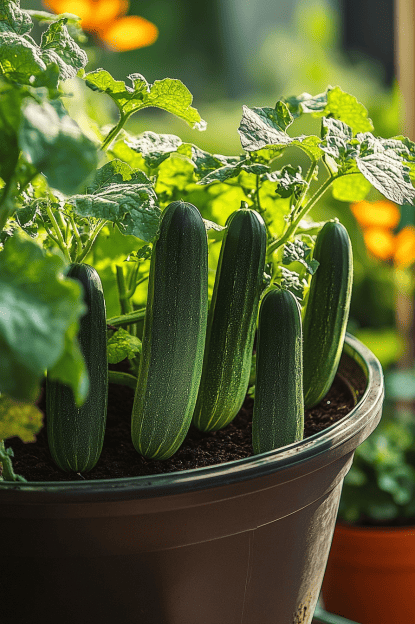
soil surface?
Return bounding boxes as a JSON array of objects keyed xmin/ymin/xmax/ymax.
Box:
[{"xmin": 8, "ymin": 353, "xmax": 367, "ymax": 482}]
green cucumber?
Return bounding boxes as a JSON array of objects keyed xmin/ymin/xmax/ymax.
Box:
[
  {"xmin": 252, "ymin": 288, "xmax": 304, "ymax": 454},
  {"xmin": 192, "ymin": 207, "xmax": 267, "ymax": 432},
  {"xmin": 46, "ymin": 263, "xmax": 108, "ymax": 472},
  {"xmin": 303, "ymin": 221, "xmax": 353, "ymax": 408},
  {"xmin": 131, "ymin": 201, "xmax": 208, "ymax": 460}
]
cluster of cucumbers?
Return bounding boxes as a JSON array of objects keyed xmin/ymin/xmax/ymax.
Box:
[{"xmin": 46, "ymin": 201, "xmax": 352, "ymax": 472}]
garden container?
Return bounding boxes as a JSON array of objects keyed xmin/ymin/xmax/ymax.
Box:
[
  {"xmin": 0, "ymin": 334, "xmax": 383, "ymax": 624},
  {"xmin": 321, "ymin": 521, "xmax": 415, "ymax": 624}
]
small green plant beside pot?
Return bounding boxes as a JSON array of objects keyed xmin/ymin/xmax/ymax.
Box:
[{"xmin": 0, "ymin": 3, "xmax": 411, "ymax": 624}]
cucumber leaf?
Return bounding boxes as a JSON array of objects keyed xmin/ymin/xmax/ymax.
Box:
[
  {"xmin": 68, "ymin": 160, "xmax": 161, "ymax": 241},
  {"xmin": 238, "ymin": 103, "xmax": 323, "ymax": 160},
  {"xmin": 126, "ymin": 131, "xmax": 183, "ymax": 168},
  {"xmin": 107, "ymin": 328, "xmax": 142, "ymax": 364},
  {"xmin": 0, "ymin": 231, "xmax": 88, "ymax": 403},
  {"xmin": 282, "ymin": 240, "xmax": 319, "ymax": 275},
  {"xmin": 284, "ymin": 86, "xmax": 374, "ymax": 134},
  {"xmin": 84, "ymin": 69, "xmax": 207, "ymax": 130},
  {"xmin": 19, "ymin": 97, "xmax": 98, "ymax": 195},
  {"xmin": 0, "ymin": 395, "xmax": 43, "ymax": 442},
  {"xmin": 0, "ymin": 0, "xmax": 32, "ymax": 35}
]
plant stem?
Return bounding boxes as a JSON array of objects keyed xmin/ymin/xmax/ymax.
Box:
[
  {"xmin": 75, "ymin": 219, "xmax": 107, "ymax": 263},
  {"xmin": 101, "ymin": 111, "xmax": 133, "ymax": 151},
  {"xmin": 46, "ymin": 203, "xmax": 71, "ymax": 262},
  {"xmin": 267, "ymin": 173, "xmax": 342, "ymax": 258},
  {"xmin": 69, "ymin": 214, "xmax": 83, "ymax": 259},
  {"xmin": 108, "ymin": 370, "xmax": 137, "ymax": 389},
  {"xmin": 116, "ymin": 264, "xmax": 137, "ymax": 337},
  {"xmin": 0, "ymin": 440, "xmax": 26, "ymax": 482},
  {"xmin": 107, "ymin": 307, "xmax": 146, "ymax": 327}
]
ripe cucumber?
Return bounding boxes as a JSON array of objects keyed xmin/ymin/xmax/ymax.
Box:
[
  {"xmin": 192, "ymin": 207, "xmax": 267, "ymax": 432},
  {"xmin": 252, "ymin": 288, "xmax": 304, "ymax": 454},
  {"xmin": 46, "ymin": 263, "xmax": 108, "ymax": 472},
  {"xmin": 303, "ymin": 221, "xmax": 353, "ymax": 408},
  {"xmin": 131, "ymin": 201, "xmax": 208, "ymax": 460}
]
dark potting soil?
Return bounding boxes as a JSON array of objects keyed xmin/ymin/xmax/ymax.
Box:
[{"xmin": 8, "ymin": 353, "xmax": 367, "ymax": 482}]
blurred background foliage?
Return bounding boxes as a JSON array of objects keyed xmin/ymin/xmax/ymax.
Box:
[{"xmin": 22, "ymin": 0, "xmax": 415, "ymax": 523}]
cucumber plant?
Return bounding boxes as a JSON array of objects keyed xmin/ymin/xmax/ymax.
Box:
[{"xmin": 2, "ymin": 0, "xmax": 415, "ymax": 479}]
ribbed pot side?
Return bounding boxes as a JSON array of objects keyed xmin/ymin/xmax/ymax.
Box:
[{"xmin": 0, "ymin": 334, "xmax": 384, "ymax": 624}]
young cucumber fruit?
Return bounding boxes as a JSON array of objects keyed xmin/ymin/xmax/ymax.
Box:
[
  {"xmin": 303, "ymin": 221, "xmax": 353, "ymax": 408},
  {"xmin": 46, "ymin": 263, "xmax": 108, "ymax": 472},
  {"xmin": 131, "ymin": 201, "xmax": 208, "ymax": 460},
  {"xmin": 252, "ymin": 288, "xmax": 304, "ymax": 454},
  {"xmin": 192, "ymin": 207, "xmax": 267, "ymax": 432}
]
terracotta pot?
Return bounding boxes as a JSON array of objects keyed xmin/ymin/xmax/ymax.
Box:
[
  {"xmin": 321, "ymin": 521, "xmax": 415, "ymax": 624},
  {"xmin": 0, "ymin": 334, "xmax": 383, "ymax": 624}
]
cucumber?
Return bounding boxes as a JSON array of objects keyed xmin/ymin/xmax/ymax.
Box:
[
  {"xmin": 46, "ymin": 263, "xmax": 108, "ymax": 472},
  {"xmin": 192, "ymin": 207, "xmax": 267, "ymax": 432},
  {"xmin": 131, "ymin": 201, "xmax": 208, "ymax": 460},
  {"xmin": 252, "ymin": 288, "xmax": 304, "ymax": 454},
  {"xmin": 303, "ymin": 221, "xmax": 353, "ymax": 408}
]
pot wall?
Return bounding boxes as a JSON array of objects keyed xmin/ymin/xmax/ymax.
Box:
[
  {"xmin": 0, "ymin": 335, "xmax": 384, "ymax": 624},
  {"xmin": 321, "ymin": 522, "xmax": 415, "ymax": 624}
]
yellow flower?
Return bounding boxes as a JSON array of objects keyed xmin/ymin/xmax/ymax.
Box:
[{"xmin": 43, "ymin": 0, "xmax": 158, "ymax": 51}]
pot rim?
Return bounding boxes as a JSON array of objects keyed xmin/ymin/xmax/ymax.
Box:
[{"xmin": 0, "ymin": 333, "xmax": 383, "ymax": 497}]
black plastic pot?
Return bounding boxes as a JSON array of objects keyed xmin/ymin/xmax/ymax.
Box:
[{"xmin": 0, "ymin": 334, "xmax": 383, "ymax": 624}]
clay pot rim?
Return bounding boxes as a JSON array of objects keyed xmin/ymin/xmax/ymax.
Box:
[{"xmin": 0, "ymin": 333, "xmax": 383, "ymax": 499}]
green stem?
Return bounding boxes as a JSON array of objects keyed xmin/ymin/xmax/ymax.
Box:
[
  {"xmin": 116, "ymin": 264, "xmax": 133, "ymax": 315},
  {"xmin": 108, "ymin": 370, "xmax": 137, "ymax": 389},
  {"xmin": 267, "ymin": 173, "xmax": 342, "ymax": 258},
  {"xmin": 75, "ymin": 219, "xmax": 107, "ymax": 263},
  {"xmin": 46, "ymin": 203, "xmax": 71, "ymax": 262},
  {"xmin": 0, "ymin": 440, "xmax": 26, "ymax": 482},
  {"xmin": 69, "ymin": 214, "xmax": 83, "ymax": 259},
  {"xmin": 107, "ymin": 307, "xmax": 146, "ymax": 327},
  {"xmin": 101, "ymin": 111, "xmax": 133, "ymax": 151}
]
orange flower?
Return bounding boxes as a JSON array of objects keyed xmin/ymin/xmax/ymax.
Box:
[
  {"xmin": 363, "ymin": 228, "xmax": 395, "ymax": 261},
  {"xmin": 393, "ymin": 226, "xmax": 415, "ymax": 268},
  {"xmin": 351, "ymin": 200, "xmax": 400, "ymax": 230},
  {"xmin": 101, "ymin": 16, "xmax": 158, "ymax": 51},
  {"xmin": 43, "ymin": 0, "xmax": 158, "ymax": 51}
]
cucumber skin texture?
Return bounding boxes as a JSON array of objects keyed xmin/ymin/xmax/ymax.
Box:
[
  {"xmin": 303, "ymin": 221, "xmax": 353, "ymax": 408},
  {"xmin": 131, "ymin": 201, "xmax": 208, "ymax": 460},
  {"xmin": 46, "ymin": 264, "xmax": 108, "ymax": 473},
  {"xmin": 192, "ymin": 208, "xmax": 267, "ymax": 433},
  {"xmin": 252, "ymin": 288, "xmax": 304, "ymax": 454}
]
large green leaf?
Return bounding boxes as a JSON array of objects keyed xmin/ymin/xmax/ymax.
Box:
[
  {"xmin": 284, "ymin": 86, "xmax": 374, "ymax": 134},
  {"xmin": 68, "ymin": 160, "xmax": 161, "ymax": 241},
  {"xmin": 84, "ymin": 70, "xmax": 207, "ymax": 130},
  {"xmin": 18, "ymin": 97, "xmax": 98, "ymax": 194},
  {"xmin": 0, "ymin": 0, "xmax": 32, "ymax": 34},
  {"xmin": 0, "ymin": 231, "xmax": 88, "ymax": 403},
  {"xmin": 40, "ymin": 17, "xmax": 87, "ymax": 81},
  {"xmin": 0, "ymin": 4, "xmax": 87, "ymax": 87},
  {"xmin": 238, "ymin": 103, "xmax": 323, "ymax": 160}
]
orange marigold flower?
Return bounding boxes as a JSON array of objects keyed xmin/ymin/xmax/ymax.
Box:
[
  {"xmin": 43, "ymin": 0, "xmax": 127, "ymax": 32},
  {"xmin": 393, "ymin": 226, "xmax": 415, "ymax": 268},
  {"xmin": 363, "ymin": 228, "xmax": 395, "ymax": 261},
  {"xmin": 100, "ymin": 15, "xmax": 159, "ymax": 51},
  {"xmin": 42, "ymin": 0, "xmax": 158, "ymax": 49},
  {"xmin": 351, "ymin": 200, "xmax": 400, "ymax": 230}
]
